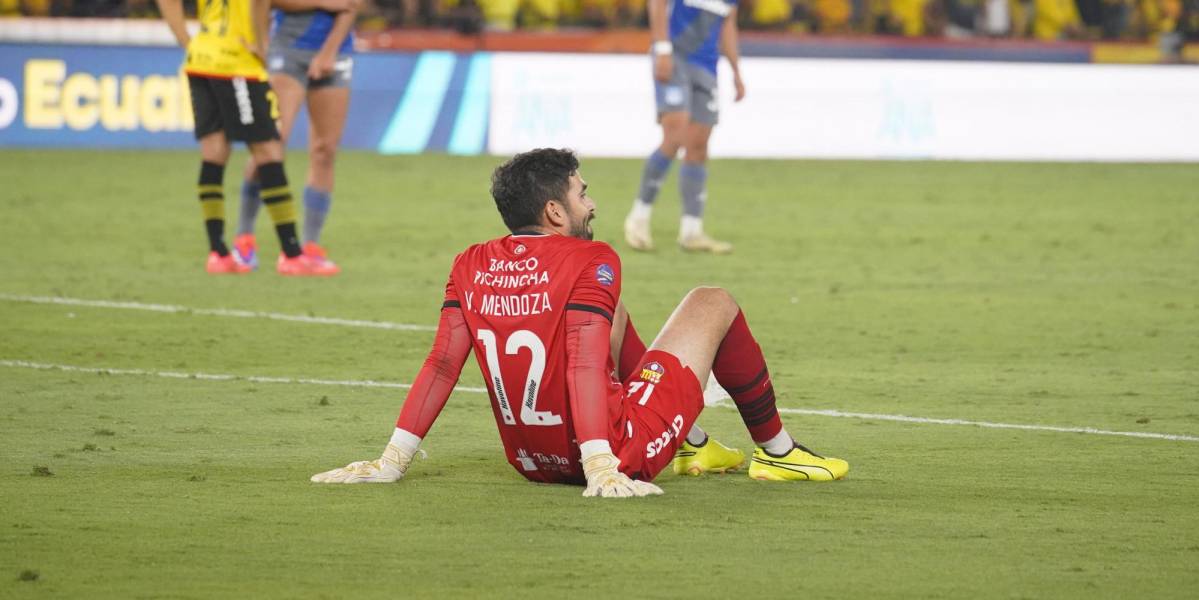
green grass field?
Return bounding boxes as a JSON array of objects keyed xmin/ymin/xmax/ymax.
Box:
[{"xmin": 1, "ymin": 150, "xmax": 1197, "ymax": 598}]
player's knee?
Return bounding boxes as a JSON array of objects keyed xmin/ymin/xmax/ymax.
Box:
[
  {"xmin": 201, "ymin": 151, "xmax": 229, "ymax": 165},
  {"xmin": 248, "ymin": 140, "xmax": 284, "ymax": 164},
  {"xmin": 684, "ymin": 286, "xmax": 737, "ymax": 315},
  {"xmin": 199, "ymin": 140, "xmax": 230, "ymax": 164},
  {"xmin": 310, "ymin": 138, "xmax": 337, "ymax": 169},
  {"xmin": 661, "ymin": 127, "xmax": 686, "ymax": 149},
  {"xmin": 683, "ymin": 144, "xmax": 708, "ymax": 163}
]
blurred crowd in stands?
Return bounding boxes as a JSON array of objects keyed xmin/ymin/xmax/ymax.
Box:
[{"xmin": 2, "ymin": 0, "xmax": 1197, "ymax": 44}]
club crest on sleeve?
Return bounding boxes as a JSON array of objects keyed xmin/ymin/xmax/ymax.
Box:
[
  {"xmin": 640, "ymin": 361, "xmax": 665, "ymax": 384},
  {"xmin": 596, "ymin": 264, "xmax": 614, "ymax": 286}
]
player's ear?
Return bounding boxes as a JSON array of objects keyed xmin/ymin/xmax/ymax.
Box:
[{"xmin": 544, "ymin": 199, "xmax": 567, "ymax": 228}]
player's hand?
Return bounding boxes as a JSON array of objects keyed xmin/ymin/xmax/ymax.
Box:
[
  {"xmin": 653, "ymin": 53, "xmax": 673, "ymax": 83},
  {"xmin": 733, "ymin": 72, "xmax": 746, "ymax": 102},
  {"xmin": 310, "ymin": 443, "xmax": 414, "ymax": 483},
  {"xmin": 308, "ymin": 51, "xmax": 337, "ymax": 81},
  {"xmin": 581, "ymin": 452, "xmax": 664, "ymax": 498},
  {"xmin": 241, "ymin": 37, "xmax": 268, "ymax": 67}
]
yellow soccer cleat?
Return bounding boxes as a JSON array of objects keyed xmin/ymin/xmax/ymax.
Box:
[
  {"xmin": 748, "ymin": 443, "xmax": 849, "ymax": 482},
  {"xmin": 672, "ymin": 438, "xmax": 746, "ymax": 476}
]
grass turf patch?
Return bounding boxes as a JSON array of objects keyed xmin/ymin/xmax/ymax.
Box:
[{"xmin": 0, "ymin": 150, "xmax": 1196, "ymax": 598}]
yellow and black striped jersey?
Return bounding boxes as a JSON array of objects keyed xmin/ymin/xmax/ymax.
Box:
[{"xmin": 185, "ymin": 0, "xmax": 268, "ymax": 80}]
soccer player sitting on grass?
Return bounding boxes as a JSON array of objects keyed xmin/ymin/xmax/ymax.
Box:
[{"xmin": 312, "ymin": 149, "xmax": 848, "ymax": 497}]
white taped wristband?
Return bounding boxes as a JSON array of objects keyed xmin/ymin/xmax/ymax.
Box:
[
  {"xmin": 579, "ymin": 439, "xmax": 614, "ymax": 461},
  {"xmin": 652, "ymin": 40, "xmax": 673, "ymax": 55}
]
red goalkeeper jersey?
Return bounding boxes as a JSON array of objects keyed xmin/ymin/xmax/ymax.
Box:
[{"xmin": 443, "ymin": 232, "xmax": 625, "ymax": 484}]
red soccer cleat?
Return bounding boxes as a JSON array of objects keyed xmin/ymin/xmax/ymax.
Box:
[
  {"xmin": 233, "ymin": 233, "xmax": 259, "ymax": 270},
  {"xmin": 206, "ymin": 251, "xmax": 252, "ymax": 275},
  {"xmin": 276, "ymin": 252, "xmax": 339, "ymax": 277},
  {"xmin": 302, "ymin": 242, "xmax": 341, "ymax": 275}
]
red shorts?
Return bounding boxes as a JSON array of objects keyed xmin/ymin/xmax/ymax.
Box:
[{"xmin": 613, "ymin": 350, "xmax": 705, "ymax": 481}]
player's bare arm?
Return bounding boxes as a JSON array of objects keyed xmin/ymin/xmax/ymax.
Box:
[
  {"xmin": 154, "ymin": 0, "xmax": 191, "ymax": 47},
  {"xmin": 719, "ymin": 7, "xmax": 745, "ymax": 102},
  {"xmin": 246, "ymin": 0, "xmax": 272, "ymax": 64},
  {"xmin": 649, "ymin": 0, "xmax": 672, "ymax": 82},
  {"xmin": 310, "ymin": 5, "xmax": 358, "ymax": 79},
  {"xmin": 269, "ymin": 0, "xmax": 361, "ymax": 79}
]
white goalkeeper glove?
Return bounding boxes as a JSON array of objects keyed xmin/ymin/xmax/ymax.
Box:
[
  {"xmin": 310, "ymin": 443, "xmax": 415, "ymax": 484},
  {"xmin": 580, "ymin": 442, "xmax": 663, "ymax": 498}
]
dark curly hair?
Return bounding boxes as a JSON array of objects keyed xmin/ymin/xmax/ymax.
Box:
[{"xmin": 490, "ymin": 148, "xmax": 579, "ymax": 233}]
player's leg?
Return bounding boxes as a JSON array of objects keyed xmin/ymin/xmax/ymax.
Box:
[
  {"xmin": 613, "ymin": 300, "xmax": 714, "ymax": 463},
  {"xmin": 676, "ymin": 67, "xmax": 732, "ymax": 254},
  {"xmin": 625, "ymin": 57, "xmax": 691, "ymax": 251},
  {"xmin": 235, "ymin": 71, "xmax": 306, "ymax": 269},
  {"xmin": 650, "ymin": 287, "xmax": 849, "ymax": 481},
  {"xmin": 627, "ymin": 112, "xmax": 686, "ymax": 249},
  {"xmin": 245, "ymin": 138, "xmax": 303, "ymax": 264},
  {"xmin": 187, "ymin": 75, "xmax": 249, "ymax": 275},
  {"xmin": 196, "ymin": 131, "xmax": 248, "ymax": 274},
  {"xmin": 228, "ymin": 77, "xmax": 330, "ymax": 276},
  {"xmin": 298, "ymin": 79, "xmax": 351, "ymax": 272}
]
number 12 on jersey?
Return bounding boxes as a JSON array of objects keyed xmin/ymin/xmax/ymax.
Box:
[{"xmin": 477, "ymin": 329, "xmax": 562, "ymax": 426}]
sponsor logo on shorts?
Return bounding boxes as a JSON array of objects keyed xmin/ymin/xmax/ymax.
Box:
[
  {"xmin": 645, "ymin": 414, "xmax": 686, "ymax": 459},
  {"xmin": 640, "ymin": 361, "xmax": 665, "ymax": 384},
  {"xmin": 663, "ymin": 86, "xmax": 685, "ymax": 106},
  {"xmin": 596, "ymin": 264, "xmax": 614, "ymax": 287},
  {"xmin": 232, "ymin": 77, "xmax": 253, "ymax": 125}
]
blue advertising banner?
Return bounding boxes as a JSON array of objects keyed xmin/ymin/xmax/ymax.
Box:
[{"xmin": 0, "ymin": 44, "xmax": 491, "ymax": 153}]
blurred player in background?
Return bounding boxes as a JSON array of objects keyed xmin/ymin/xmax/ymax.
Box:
[
  {"xmin": 235, "ymin": 0, "xmax": 360, "ymax": 274},
  {"xmin": 624, "ymin": 0, "xmax": 745, "ymax": 254},
  {"xmin": 157, "ymin": 0, "xmax": 337, "ymax": 275},
  {"xmin": 311, "ymin": 149, "xmax": 848, "ymax": 497}
]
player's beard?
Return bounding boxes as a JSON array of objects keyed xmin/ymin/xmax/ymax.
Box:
[{"xmin": 568, "ymin": 211, "xmax": 594, "ymax": 241}]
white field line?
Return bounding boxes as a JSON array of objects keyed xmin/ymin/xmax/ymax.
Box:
[
  {"xmin": 0, "ymin": 359, "xmax": 490, "ymax": 394},
  {"xmin": 0, "ymin": 293, "xmax": 437, "ymax": 332},
  {"xmin": 707, "ymin": 400, "xmax": 1199, "ymax": 443},
  {"xmin": 4, "ymin": 359, "xmax": 1196, "ymax": 444}
]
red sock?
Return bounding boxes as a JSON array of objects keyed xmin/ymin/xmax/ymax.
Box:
[
  {"xmin": 618, "ymin": 315, "xmax": 647, "ymax": 381},
  {"xmin": 712, "ymin": 310, "xmax": 783, "ymax": 443}
]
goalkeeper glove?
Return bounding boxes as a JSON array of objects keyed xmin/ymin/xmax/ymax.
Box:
[
  {"xmin": 310, "ymin": 443, "xmax": 415, "ymax": 484},
  {"xmin": 580, "ymin": 443, "xmax": 663, "ymax": 498}
]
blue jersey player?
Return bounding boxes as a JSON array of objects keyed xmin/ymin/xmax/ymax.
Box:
[
  {"xmin": 624, "ymin": 0, "xmax": 745, "ymax": 255},
  {"xmin": 236, "ymin": 0, "xmax": 360, "ymax": 275}
]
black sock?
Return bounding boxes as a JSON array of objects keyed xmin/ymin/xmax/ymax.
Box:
[
  {"xmin": 198, "ymin": 161, "xmax": 227, "ymax": 256},
  {"xmin": 256, "ymin": 161, "xmax": 302, "ymax": 258}
]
